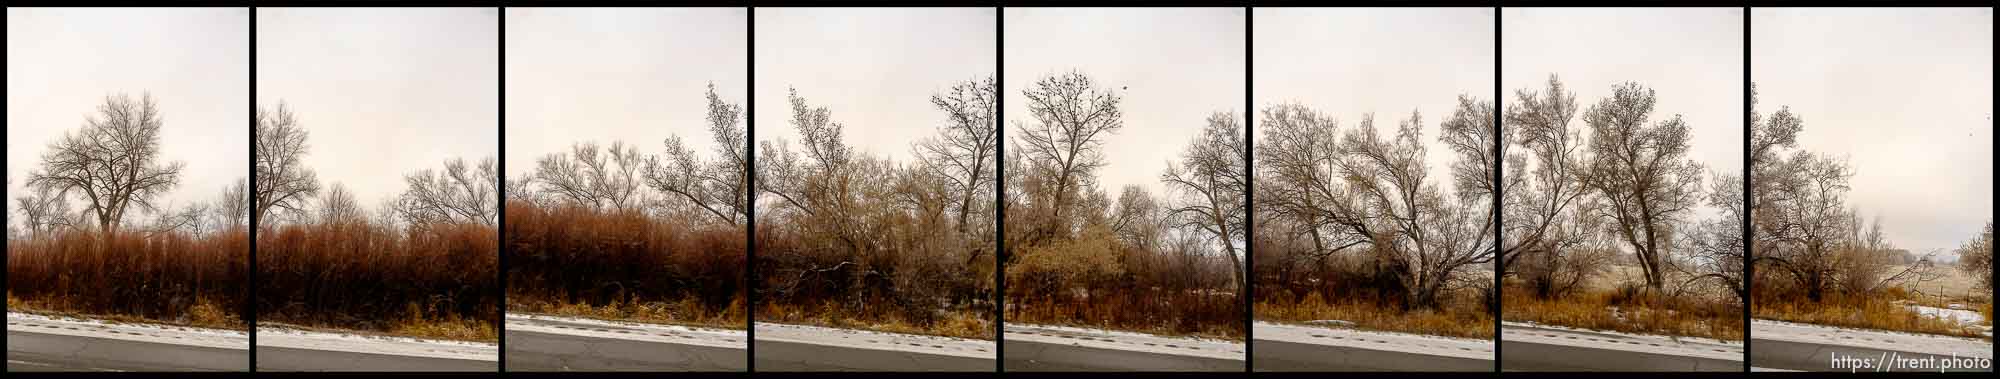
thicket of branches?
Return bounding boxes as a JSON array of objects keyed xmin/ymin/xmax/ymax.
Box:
[
  {"xmin": 1001, "ymin": 71, "xmax": 1245, "ymax": 340},
  {"xmin": 251, "ymin": 102, "xmax": 500, "ymax": 341},
  {"xmin": 1749, "ymin": 83, "xmax": 1969, "ymax": 305},
  {"xmin": 1485, "ymin": 76, "xmax": 1744, "ymax": 340},
  {"xmin": 755, "ymin": 77, "xmax": 998, "ymax": 339},
  {"xmin": 1249, "ymin": 92, "xmax": 1498, "ymax": 338},
  {"xmin": 505, "ymin": 83, "xmax": 747, "ymax": 328},
  {"xmin": 8, "ymin": 93, "xmax": 249, "ymax": 329}
]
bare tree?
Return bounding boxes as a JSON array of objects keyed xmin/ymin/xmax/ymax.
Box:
[
  {"xmin": 1338, "ymin": 108, "xmax": 1495, "ymax": 309},
  {"xmin": 914, "ymin": 75, "xmax": 998, "ymax": 236},
  {"xmin": 15, "ymin": 185, "xmax": 77, "ymax": 239},
  {"xmin": 1162, "ymin": 111, "xmax": 1248, "ymax": 292},
  {"xmin": 213, "ymin": 178, "xmax": 249, "ymax": 231},
  {"xmin": 1957, "ymin": 221, "xmax": 1993, "ymax": 291},
  {"xmin": 254, "ymin": 102, "xmax": 322, "ymax": 227},
  {"xmin": 1256, "ymin": 104, "xmax": 1371, "ymax": 263},
  {"xmin": 536, "ymin": 141, "xmax": 644, "ymax": 210},
  {"xmin": 1579, "ymin": 82, "xmax": 1705, "ymax": 293},
  {"xmin": 1018, "ymin": 71, "xmax": 1124, "ymax": 236},
  {"xmin": 758, "ymin": 87, "xmax": 854, "ymax": 219},
  {"xmin": 647, "ymin": 83, "xmax": 750, "ymax": 225},
  {"xmin": 398, "ymin": 156, "xmax": 499, "ymax": 226},
  {"xmin": 1681, "ymin": 171, "xmax": 1746, "ymax": 304},
  {"xmin": 29, "ymin": 93, "xmax": 185, "ymax": 236},
  {"xmin": 1501, "ymin": 75, "xmax": 1595, "ymax": 286},
  {"xmin": 317, "ymin": 182, "xmax": 366, "ymax": 225},
  {"xmin": 1758, "ymin": 151, "xmax": 1859, "ymax": 300},
  {"xmin": 1110, "ymin": 184, "xmax": 1164, "ymax": 251}
]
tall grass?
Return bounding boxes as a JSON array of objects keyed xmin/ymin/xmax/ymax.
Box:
[
  {"xmin": 1752, "ymin": 284, "xmax": 1987, "ymax": 339},
  {"xmin": 504, "ymin": 200, "xmax": 746, "ymax": 329},
  {"xmin": 1005, "ymin": 227, "xmax": 1246, "ymax": 341},
  {"xmin": 255, "ymin": 220, "xmax": 498, "ymax": 341},
  {"xmin": 1503, "ymin": 282, "xmax": 1744, "ymax": 341},
  {"xmin": 7, "ymin": 229, "xmax": 249, "ymax": 329}
]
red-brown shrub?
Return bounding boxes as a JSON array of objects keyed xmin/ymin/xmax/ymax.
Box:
[
  {"xmin": 504, "ymin": 200, "xmax": 746, "ymax": 327},
  {"xmin": 8, "ymin": 228, "xmax": 249, "ymax": 329},
  {"xmin": 255, "ymin": 220, "xmax": 498, "ymax": 340}
]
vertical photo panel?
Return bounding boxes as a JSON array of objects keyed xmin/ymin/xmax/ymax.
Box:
[
  {"xmin": 1248, "ymin": 7, "xmax": 1496, "ymax": 372},
  {"xmin": 1748, "ymin": 8, "xmax": 1992, "ymax": 372},
  {"xmin": 501, "ymin": 7, "xmax": 750, "ymax": 372},
  {"xmin": 253, "ymin": 7, "xmax": 500, "ymax": 372},
  {"xmin": 1002, "ymin": 7, "xmax": 1248, "ymax": 372},
  {"xmin": 6, "ymin": 7, "xmax": 251, "ymax": 372},
  {"xmin": 751, "ymin": 7, "xmax": 998, "ymax": 372},
  {"xmin": 1498, "ymin": 7, "xmax": 1746, "ymax": 372}
]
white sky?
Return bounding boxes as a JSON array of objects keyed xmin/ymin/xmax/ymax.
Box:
[
  {"xmin": 8, "ymin": 8, "xmax": 249, "ymax": 214},
  {"xmin": 755, "ymin": 8, "xmax": 995, "ymax": 165},
  {"xmin": 257, "ymin": 7, "xmax": 498, "ymax": 208},
  {"xmin": 1753, "ymin": 8, "xmax": 1993, "ymax": 254},
  {"xmin": 1005, "ymin": 7, "xmax": 1246, "ymax": 197},
  {"xmin": 507, "ymin": 8, "xmax": 746, "ymax": 181},
  {"xmin": 1503, "ymin": 7, "xmax": 1744, "ymax": 222},
  {"xmin": 1255, "ymin": 7, "xmax": 1493, "ymax": 196}
]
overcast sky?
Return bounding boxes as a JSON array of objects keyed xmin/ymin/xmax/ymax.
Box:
[
  {"xmin": 507, "ymin": 8, "xmax": 746, "ymax": 181},
  {"xmin": 257, "ymin": 7, "xmax": 498, "ymax": 209},
  {"xmin": 8, "ymin": 8, "xmax": 248, "ymax": 215},
  {"xmin": 755, "ymin": 8, "xmax": 994, "ymax": 166},
  {"xmin": 1754, "ymin": 8, "xmax": 1993, "ymax": 254},
  {"xmin": 1255, "ymin": 7, "xmax": 1493, "ymax": 196},
  {"xmin": 1005, "ymin": 7, "xmax": 1245, "ymax": 197},
  {"xmin": 1504, "ymin": 7, "xmax": 1744, "ymax": 222}
]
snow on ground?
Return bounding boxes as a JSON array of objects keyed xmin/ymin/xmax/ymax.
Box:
[
  {"xmin": 754, "ymin": 322, "xmax": 994, "ymax": 358},
  {"xmin": 505, "ymin": 312, "xmax": 746, "ymax": 349},
  {"xmin": 1256, "ymin": 321, "xmax": 1491, "ymax": 359},
  {"xmin": 7, "ymin": 312, "xmax": 247, "ymax": 348},
  {"xmin": 1907, "ymin": 304, "xmax": 1987, "ymax": 327},
  {"xmin": 256, "ymin": 326, "xmax": 496, "ymax": 361},
  {"xmin": 1003, "ymin": 323, "xmax": 1244, "ymax": 359}
]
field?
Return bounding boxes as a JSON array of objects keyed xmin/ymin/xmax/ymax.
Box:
[
  {"xmin": 1752, "ymin": 263, "xmax": 1992, "ymax": 339},
  {"xmin": 7, "ymin": 229, "xmax": 248, "ymax": 330},
  {"xmin": 1500, "ymin": 264, "xmax": 1744, "ymax": 341},
  {"xmin": 255, "ymin": 221, "xmax": 499, "ymax": 342},
  {"xmin": 504, "ymin": 200, "xmax": 746, "ymax": 330}
]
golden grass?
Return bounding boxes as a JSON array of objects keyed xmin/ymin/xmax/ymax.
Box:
[
  {"xmin": 1501, "ymin": 284, "xmax": 1743, "ymax": 341},
  {"xmin": 8, "ymin": 294, "xmax": 240, "ymax": 331},
  {"xmin": 1256, "ymin": 291, "xmax": 1494, "ymax": 339},
  {"xmin": 759, "ymin": 300, "xmax": 991, "ymax": 340},
  {"xmin": 509, "ymin": 295, "xmax": 747, "ymax": 331},
  {"xmin": 1752, "ymin": 287, "xmax": 1988, "ymax": 339}
]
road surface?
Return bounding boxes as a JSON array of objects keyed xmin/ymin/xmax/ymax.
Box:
[
  {"xmin": 1253, "ymin": 321, "xmax": 1492, "ymax": 371},
  {"xmin": 505, "ymin": 313, "xmax": 745, "ymax": 371},
  {"xmin": 753, "ymin": 322, "xmax": 995, "ymax": 371},
  {"xmin": 6, "ymin": 312, "xmax": 248, "ymax": 371},
  {"xmin": 1750, "ymin": 319, "xmax": 1992, "ymax": 372},
  {"xmin": 1004, "ymin": 323, "xmax": 1244, "ymax": 371},
  {"xmin": 255, "ymin": 326, "xmax": 497, "ymax": 371},
  {"xmin": 1501, "ymin": 321, "xmax": 1743, "ymax": 371}
]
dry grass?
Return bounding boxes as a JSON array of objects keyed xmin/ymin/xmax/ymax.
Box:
[
  {"xmin": 1752, "ymin": 286, "xmax": 1988, "ymax": 339},
  {"xmin": 760, "ymin": 300, "xmax": 990, "ymax": 339},
  {"xmin": 1009, "ymin": 288, "xmax": 1243, "ymax": 341},
  {"xmin": 504, "ymin": 200, "xmax": 746, "ymax": 329},
  {"xmin": 7, "ymin": 229, "xmax": 248, "ymax": 330},
  {"xmin": 1502, "ymin": 283, "xmax": 1744, "ymax": 341},
  {"xmin": 256, "ymin": 221, "xmax": 498, "ymax": 342},
  {"xmin": 1257, "ymin": 290, "xmax": 1494, "ymax": 339},
  {"xmin": 1005, "ymin": 226, "xmax": 1246, "ymax": 341}
]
